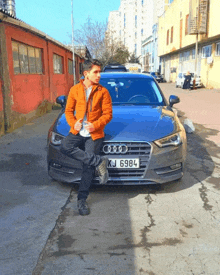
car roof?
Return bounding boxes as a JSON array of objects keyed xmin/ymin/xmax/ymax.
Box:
[
  {"xmin": 100, "ymin": 72, "xmax": 154, "ymax": 80},
  {"xmin": 104, "ymin": 64, "xmax": 126, "ymax": 68}
]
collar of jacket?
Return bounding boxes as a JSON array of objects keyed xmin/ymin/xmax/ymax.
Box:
[{"xmin": 79, "ymin": 79, "xmax": 102, "ymax": 93}]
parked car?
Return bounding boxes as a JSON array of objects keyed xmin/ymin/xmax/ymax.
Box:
[
  {"xmin": 47, "ymin": 72, "xmax": 187, "ymax": 186},
  {"xmin": 176, "ymin": 72, "xmax": 202, "ymax": 89},
  {"xmin": 150, "ymin": 72, "xmax": 164, "ymax": 83},
  {"xmin": 103, "ymin": 64, "xmax": 127, "ymax": 72}
]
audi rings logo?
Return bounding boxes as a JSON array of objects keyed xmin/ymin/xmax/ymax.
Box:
[{"xmin": 103, "ymin": 144, "xmax": 128, "ymax": 154}]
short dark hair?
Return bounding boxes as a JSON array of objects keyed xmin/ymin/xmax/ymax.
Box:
[{"xmin": 82, "ymin": 59, "xmax": 102, "ymax": 73}]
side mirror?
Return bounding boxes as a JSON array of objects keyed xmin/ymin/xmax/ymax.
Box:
[
  {"xmin": 56, "ymin": 95, "xmax": 67, "ymax": 108},
  {"xmin": 169, "ymin": 95, "xmax": 180, "ymax": 107}
]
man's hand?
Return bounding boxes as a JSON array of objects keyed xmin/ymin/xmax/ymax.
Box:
[
  {"xmin": 74, "ymin": 118, "xmax": 83, "ymax": 131},
  {"xmin": 85, "ymin": 121, "xmax": 95, "ymax": 133}
]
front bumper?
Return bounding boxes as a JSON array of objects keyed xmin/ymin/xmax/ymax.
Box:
[{"xmin": 47, "ymin": 139, "xmax": 186, "ymax": 185}]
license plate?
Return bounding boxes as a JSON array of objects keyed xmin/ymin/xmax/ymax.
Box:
[{"xmin": 108, "ymin": 158, "xmax": 139, "ymax": 169}]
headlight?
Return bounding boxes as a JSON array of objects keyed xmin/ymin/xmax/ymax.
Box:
[
  {"xmin": 154, "ymin": 132, "xmax": 182, "ymax": 148},
  {"xmin": 49, "ymin": 131, "xmax": 64, "ymax": 145}
]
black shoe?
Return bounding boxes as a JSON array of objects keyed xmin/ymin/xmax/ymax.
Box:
[
  {"xmin": 77, "ymin": 199, "xmax": 90, "ymax": 216},
  {"xmin": 96, "ymin": 157, "xmax": 109, "ymax": 184}
]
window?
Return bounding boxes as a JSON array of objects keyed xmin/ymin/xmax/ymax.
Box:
[
  {"xmin": 12, "ymin": 41, "xmax": 43, "ymax": 74},
  {"xmin": 216, "ymin": 42, "xmax": 220, "ymax": 56},
  {"xmin": 179, "ymin": 53, "xmax": 183, "ymax": 62},
  {"xmin": 53, "ymin": 54, "xmax": 63, "ymax": 74},
  {"xmin": 135, "ymin": 44, "xmax": 137, "ymax": 56},
  {"xmin": 124, "ymin": 14, "xmax": 126, "ymax": 28},
  {"xmin": 170, "ymin": 26, "xmax": 173, "ymax": 43},
  {"xmin": 167, "ymin": 30, "xmax": 169, "ymax": 45},
  {"xmin": 79, "ymin": 63, "xmax": 83, "ymax": 74},
  {"xmin": 185, "ymin": 14, "xmax": 189, "ymax": 35},
  {"xmin": 12, "ymin": 42, "xmax": 20, "ymax": 74},
  {"xmin": 135, "ymin": 15, "xmax": 137, "ymax": 28},
  {"xmin": 202, "ymin": 45, "xmax": 212, "ymax": 58},
  {"xmin": 183, "ymin": 51, "xmax": 190, "ymax": 61},
  {"xmin": 192, "ymin": 49, "xmax": 195, "ymax": 59},
  {"xmin": 142, "ymin": 0, "xmax": 144, "ymax": 5},
  {"xmin": 141, "ymin": 29, "xmax": 143, "ymax": 36},
  {"xmin": 68, "ymin": 59, "xmax": 73, "ymax": 74}
]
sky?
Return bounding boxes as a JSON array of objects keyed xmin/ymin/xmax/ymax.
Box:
[{"xmin": 16, "ymin": 0, "xmax": 120, "ymax": 45}]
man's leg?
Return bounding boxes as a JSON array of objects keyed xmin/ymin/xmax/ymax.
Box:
[
  {"xmin": 61, "ymin": 133, "xmax": 101, "ymax": 167},
  {"xmin": 78, "ymin": 137, "xmax": 104, "ymax": 201}
]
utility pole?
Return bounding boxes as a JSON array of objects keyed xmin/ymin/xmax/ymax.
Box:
[
  {"xmin": 195, "ymin": 33, "xmax": 198, "ymax": 76},
  {"xmin": 0, "ymin": 23, "xmax": 11, "ymax": 134},
  {"xmin": 71, "ymin": 0, "xmax": 76, "ymax": 85},
  {"xmin": 189, "ymin": 0, "xmax": 209, "ymax": 87}
]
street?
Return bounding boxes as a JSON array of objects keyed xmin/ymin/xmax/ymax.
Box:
[{"xmin": 0, "ymin": 83, "xmax": 220, "ymax": 275}]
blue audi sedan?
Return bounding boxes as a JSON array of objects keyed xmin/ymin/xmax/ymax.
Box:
[{"xmin": 47, "ymin": 72, "xmax": 187, "ymax": 185}]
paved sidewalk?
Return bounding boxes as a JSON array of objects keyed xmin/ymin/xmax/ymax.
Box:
[{"xmin": 160, "ymin": 83, "xmax": 220, "ymax": 146}]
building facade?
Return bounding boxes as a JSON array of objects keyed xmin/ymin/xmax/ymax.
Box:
[
  {"xmin": 158, "ymin": 0, "xmax": 220, "ymax": 88},
  {"xmin": 107, "ymin": 0, "xmax": 154, "ymax": 60},
  {"xmin": 0, "ymin": 9, "xmax": 84, "ymax": 136}
]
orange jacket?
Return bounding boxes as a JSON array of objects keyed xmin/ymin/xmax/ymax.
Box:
[{"xmin": 65, "ymin": 80, "xmax": 113, "ymax": 140}]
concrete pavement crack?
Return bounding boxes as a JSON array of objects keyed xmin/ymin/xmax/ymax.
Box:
[{"xmin": 32, "ymin": 189, "xmax": 74, "ymax": 275}]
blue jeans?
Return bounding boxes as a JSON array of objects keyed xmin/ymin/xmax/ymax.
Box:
[{"xmin": 61, "ymin": 133, "xmax": 104, "ymax": 200}]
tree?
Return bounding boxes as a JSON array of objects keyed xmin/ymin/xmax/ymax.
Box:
[
  {"xmin": 128, "ymin": 53, "xmax": 141, "ymax": 64},
  {"xmin": 73, "ymin": 17, "xmax": 107, "ymax": 60},
  {"xmin": 112, "ymin": 46, "xmax": 130, "ymax": 65},
  {"xmin": 100, "ymin": 28, "xmax": 130, "ymax": 66},
  {"xmin": 72, "ymin": 17, "xmax": 130, "ymax": 66}
]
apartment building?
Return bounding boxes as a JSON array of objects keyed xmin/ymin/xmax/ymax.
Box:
[
  {"xmin": 141, "ymin": 0, "xmax": 167, "ymax": 72},
  {"xmin": 107, "ymin": 0, "xmax": 153, "ymax": 60},
  {"xmin": 158, "ymin": 0, "xmax": 220, "ymax": 88}
]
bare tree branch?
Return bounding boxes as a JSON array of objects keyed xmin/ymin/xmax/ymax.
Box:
[{"xmin": 71, "ymin": 17, "xmax": 131, "ymax": 66}]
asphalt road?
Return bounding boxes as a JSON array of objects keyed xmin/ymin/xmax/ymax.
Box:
[{"xmin": 0, "ymin": 83, "xmax": 220, "ymax": 275}]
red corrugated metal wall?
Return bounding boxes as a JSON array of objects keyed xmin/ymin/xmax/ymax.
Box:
[{"xmin": 4, "ymin": 23, "xmax": 82, "ymax": 114}]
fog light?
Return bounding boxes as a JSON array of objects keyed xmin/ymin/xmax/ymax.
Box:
[
  {"xmin": 170, "ymin": 163, "xmax": 181, "ymax": 170},
  {"xmin": 52, "ymin": 162, "xmax": 62, "ymax": 169}
]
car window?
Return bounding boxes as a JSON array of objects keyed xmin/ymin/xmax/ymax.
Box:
[
  {"xmin": 103, "ymin": 68, "xmax": 127, "ymax": 72},
  {"xmin": 100, "ymin": 77, "xmax": 164, "ymax": 106}
]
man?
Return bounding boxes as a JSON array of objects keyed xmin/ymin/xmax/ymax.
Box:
[
  {"xmin": 61, "ymin": 59, "xmax": 112, "ymax": 216},
  {"xmin": 183, "ymin": 71, "xmax": 192, "ymax": 90}
]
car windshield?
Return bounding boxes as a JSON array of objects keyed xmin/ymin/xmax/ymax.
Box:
[{"xmin": 99, "ymin": 77, "xmax": 164, "ymax": 106}]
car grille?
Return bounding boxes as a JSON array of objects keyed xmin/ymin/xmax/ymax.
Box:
[{"xmin": 97, "ymin": 141, "xmax": 151, "ymax": 180}]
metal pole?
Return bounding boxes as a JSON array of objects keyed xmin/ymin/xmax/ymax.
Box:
[
  {"xmin": 195, "ymin": 33, "xmax": 198, "ymax": 76},
  {"xmin": 193, "ymin": 33, "xmax": 198, "ymax": 89},
  {"xmin": 71, "ymin": 0, "xmax": 76, "ymax": 85}
]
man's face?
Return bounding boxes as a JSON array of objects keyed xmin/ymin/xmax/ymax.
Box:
[{"xmin": 85, "ymin": 65, "xmax": 101, "ymax": 84}]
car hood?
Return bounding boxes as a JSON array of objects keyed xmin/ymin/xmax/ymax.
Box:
[{"xmin": 56, "ymin": 106, "xmax": 179, "ymax": 142}]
